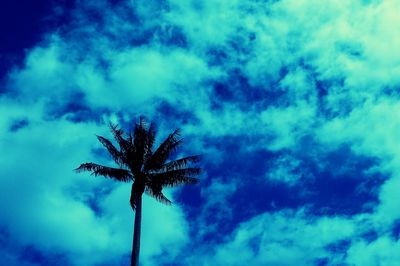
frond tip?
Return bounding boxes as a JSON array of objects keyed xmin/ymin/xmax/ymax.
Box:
[
  {"xmin": 109, "ymin": 123, "xmax": 132, "ymax": 153},
  {"xmin": 75, "ymin": 163, "xmax": 132, "ymax": 182},
  {"xmin": 96, "ymin": 135, "xmax": 124, "ymax": 166},
  {"xmin": 145, "ymin": 186, "xmax": 172, "ymax": 205},
  {"xmin": 161, "ymin": 155, "xmax": 202, "ymax": 172}
]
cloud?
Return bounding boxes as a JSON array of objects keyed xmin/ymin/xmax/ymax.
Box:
[
  {"xmin": 183, "ymin": 209, "xmax": 356, "ymax": 266},
  {"xmin": 0, "ymin": 104, "xmax": 191, "ymax": 265},
  {"xmin": 346, "ymin": 236, "xmax": 400, "ymax": 266},
  {"xmin": 100, "ymin": 184, "xmax": 190, "ymax": 266},
  {"xmin": 3, "ymin": 0, "xmax": 400, "ymax": 265}
]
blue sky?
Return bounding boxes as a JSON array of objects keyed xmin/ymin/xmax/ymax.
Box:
[{"xmin": 1, "ymin": 0, "xmax": 400, "ymax": 265}]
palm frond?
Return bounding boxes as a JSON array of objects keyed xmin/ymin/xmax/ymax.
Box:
[
  {"xmin": 133, "ymin": 118, "xmax": 148, "ymax": 166},
  {"xmin": 145, "ymin": 122, "xmax": 156, "ymax": 156},
  {"xmin": 109, "ymin": 123, "xmax": 133, "ymax": 154},
  {"xmin": 159, "ymin": 155, "xmax": 201, "ymax": 172},
  {"xmin": 96, "ymin": 135, "xmax": 125, "ymax": 167},
  {"xmin": 149, "ymin": 168, "xmax": 200, "ymax": 187},
  {"xmin": 145, "ymin": 186, "xmax": 172, "ymax": 205},
  {"xmin": 75, "ymin": 163, "xmax": 132, "ymax": 182},
  {"xmin": 144, "ymin": 129, "xmax": 182, "ymax": 171}
]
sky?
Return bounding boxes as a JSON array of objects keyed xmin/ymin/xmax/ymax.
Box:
[{"xmin": 1, "ymin": 0, "xmax": 400, "ymax": 265}]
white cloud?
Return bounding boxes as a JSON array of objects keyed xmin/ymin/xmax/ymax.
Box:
[
  {"xmin": 346, "ymin": 236, "xmax": 400, "ymax": 266},
  {"xmin": 4, "ymin": 0, "xmax": 400, "ymax": 264},
  {"xmin": 100, "ymin": 184, "xmax": 190, "ymax": 266},
  {"xmin": 265, "ymin": 154, "xmax": 303, "ymax": 185},
  {"xmin": 260, "ymin": 101, "xmax": 317, "ymax": 150},
  {"xmin": 165, "ymin": 0, "xmax": 242, "ymax": 48},
  {"xmin": 185, "ymin": 209, "xmax": 356, "ymax": 266},
  {"xmin": 7, "ymin": 38, "xmax": 75, "ymax": 103}
]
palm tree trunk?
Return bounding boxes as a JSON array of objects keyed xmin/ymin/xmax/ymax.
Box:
[{"xmin": 131, "ymin": 193, "xmax": 142, "ymax": 266}]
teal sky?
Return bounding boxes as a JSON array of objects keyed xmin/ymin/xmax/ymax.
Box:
[{"xmin": 1, "ymin": 0, "xmax": 400, "ymax": 265}]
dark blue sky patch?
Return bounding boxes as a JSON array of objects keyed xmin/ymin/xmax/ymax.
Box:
[
  {"xmin": 19, "ymin": 245, "xmax": 46, "ymax": 265},
  {"xmin": 9, "ymin": 119, "xmax": 29, "ymax": 132},
  {"xmin": 0, "ymin": 230, "xmax": 37, "ymax": 266},
  {"xmin": 380, "ymin": 86, "xmax": 400, "ymax": 99},
  {"xmin": 0, "ymin": 227, "xmax": 10, "ymax": 249},
  {"xmin": 149, "ymin": 250, "xmax": 186, "ymax": 266},
  {"xmin": 295, "ymin": 145, "xmax": 384, "ymax": 216},
  {"xmin": 206, "ymin": 47, "xmax": 229, "ymax": 67},
  {"xmin": 19, "ymin": 245, "xmax": 71, "ymax": 266},
  {"xmin": 314, "ymin": 78, "xmax": 337, "ymax": 119},
  {"xmin": 247, "ymin": 234, "xmax": 262, "ymax": 254},
  {"xmin": 155, "ymin": 100, "xmax": 200, "ymax": 126},
  {"xmin": 199, "ymin": 180, "xmax": 299, "ymax": 241},
  {"xmin": 232, "ymin": 178, "xmax": 301, "ymax": 222},
  {"xmin": 85, "ymin": 196, "xmax": 103, "ymax": 217},
  {"xmin": 198, "ymin": 135, "xmax": 279, "ymax": 185},
  {"xmin": 62, "ymin": 1, "xmax": 168, "ymax": 53},
  {"xmin": 325, "ymin": 238, "xmax": 352, "ymax": 259},
  {"xmin": 360, "ymin": 229, "xmax": 379, "ymax": 243},
  {"xmin": 325, "ymin": 238, "xmax": 352, "ymax": 252},
  {"xmin": 45, "ymin": 92, "xmax": 106, "ymax": 123},
  {"xmin": 212, "ymin": 82, "xmax": 236, "ymax": 103},
  {"xmin": 314, "ymin": 257, "xmax": 329, "ymax": 266},
  {"xmin": 174, "ymin": 185, "xmax": 203, "ymax": 223},
  {"xmin": 391, "ymin": 219, "xmax": 400, "ymax": 241},
  {"xmin": 175, "ymin": 135, "xmax": 301, "ymax": 241},
  {"xmin": 51, "ymin": 102, "xmax": 99, "ymax": 123},
  {"xmin": 0, "ymin": 0, "xmax": 75, "ymax": 80},
  {"xmin": 83, "ymin": 186, "xmax": 116, "ymax": 217},
  {"xmin": 116, "ymin": 253, "xmax": 131, "ymax": 266},
  {"xmin": 66, "ymin": 181, "xmax": 116, "ymax": 218},
  {"xmin": 208, "ymin": 68, "xmax": 282, "ymax": 112},
  {"xmin": 0, "ymin": 230, "xmax": 63, "ymax": 266},
  {"xmin": 299, "ymin": 143, "xmax": 378, "ymax": 174},
  {"xmin": 308, "ymin": 174, "xmax": 362, "ymax": 214},
  {"xmin": 179, "ymin": 135, "xmax": 384, "ymax": 251},
  {"xmin": 199, "ymin": 211, "xmax": 232, "ymax": 243}
]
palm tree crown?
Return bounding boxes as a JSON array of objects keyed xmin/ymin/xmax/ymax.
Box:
[{"xmin": 75, "ymin": 117, "xmax": 200, "ymax": 266}]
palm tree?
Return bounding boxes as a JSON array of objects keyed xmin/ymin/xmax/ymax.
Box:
[{"xmin": 75, "ymin": 117, "xmax": 200, "ymax": 266}]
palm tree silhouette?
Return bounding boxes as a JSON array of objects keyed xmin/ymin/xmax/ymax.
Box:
[{"xmin": 75, "ymin": 117, "xmax": 200, "ymax": 266}]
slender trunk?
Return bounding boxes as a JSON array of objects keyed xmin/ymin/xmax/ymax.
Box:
[{"xmin": 131, "ymin": 193, "xmax": 142, "ymax": 266}]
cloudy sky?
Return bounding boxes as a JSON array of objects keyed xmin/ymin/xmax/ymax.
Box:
[{"xmin": 1, "ymin": 0, "xmax": 400, "ymax": 265}]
